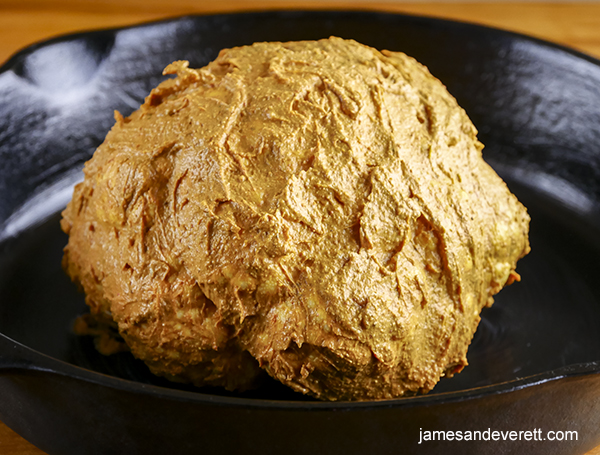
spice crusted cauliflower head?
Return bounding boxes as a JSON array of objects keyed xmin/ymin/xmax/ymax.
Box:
[{"xmin": 61, "ymin": 37, "xmax": 530, "ymax": 401}]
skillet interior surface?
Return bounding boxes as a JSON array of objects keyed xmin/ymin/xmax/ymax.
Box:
[{"xmin": 1, "ymin": 10, "xmax": 600, "ymax": 455}]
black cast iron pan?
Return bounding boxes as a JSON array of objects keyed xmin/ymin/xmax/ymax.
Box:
[{"xmin": 1, "ymin": 10, "xmax": 600, "ymax": 455}]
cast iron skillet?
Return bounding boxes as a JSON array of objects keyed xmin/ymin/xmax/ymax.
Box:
[{"xmin": 1, "ymin": 10, "xmax": 600, "ymax": 455}]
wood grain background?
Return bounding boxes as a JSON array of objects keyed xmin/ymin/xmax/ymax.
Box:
[{"xmin": 1, "ymin": 1, "xmax": 599, "ymax": 454}]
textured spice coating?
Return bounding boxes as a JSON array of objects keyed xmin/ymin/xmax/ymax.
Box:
[{"xmin": 61, "ymin": 37, "xmax": 530, "ymax": 401}]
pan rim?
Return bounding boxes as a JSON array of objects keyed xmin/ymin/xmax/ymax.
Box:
[{"xmin": 2, "ymin": 331, "xmax": 600, "ymax": 410}]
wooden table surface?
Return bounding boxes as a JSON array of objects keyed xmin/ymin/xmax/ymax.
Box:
[{"xmin": 1, "ymin": 1, "xmax": 600, "ymax": 454}]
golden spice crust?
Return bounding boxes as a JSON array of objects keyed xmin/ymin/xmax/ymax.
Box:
[{"xmin": 61, "ymin": 37, "xmax": 530, "ymax": 400}]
